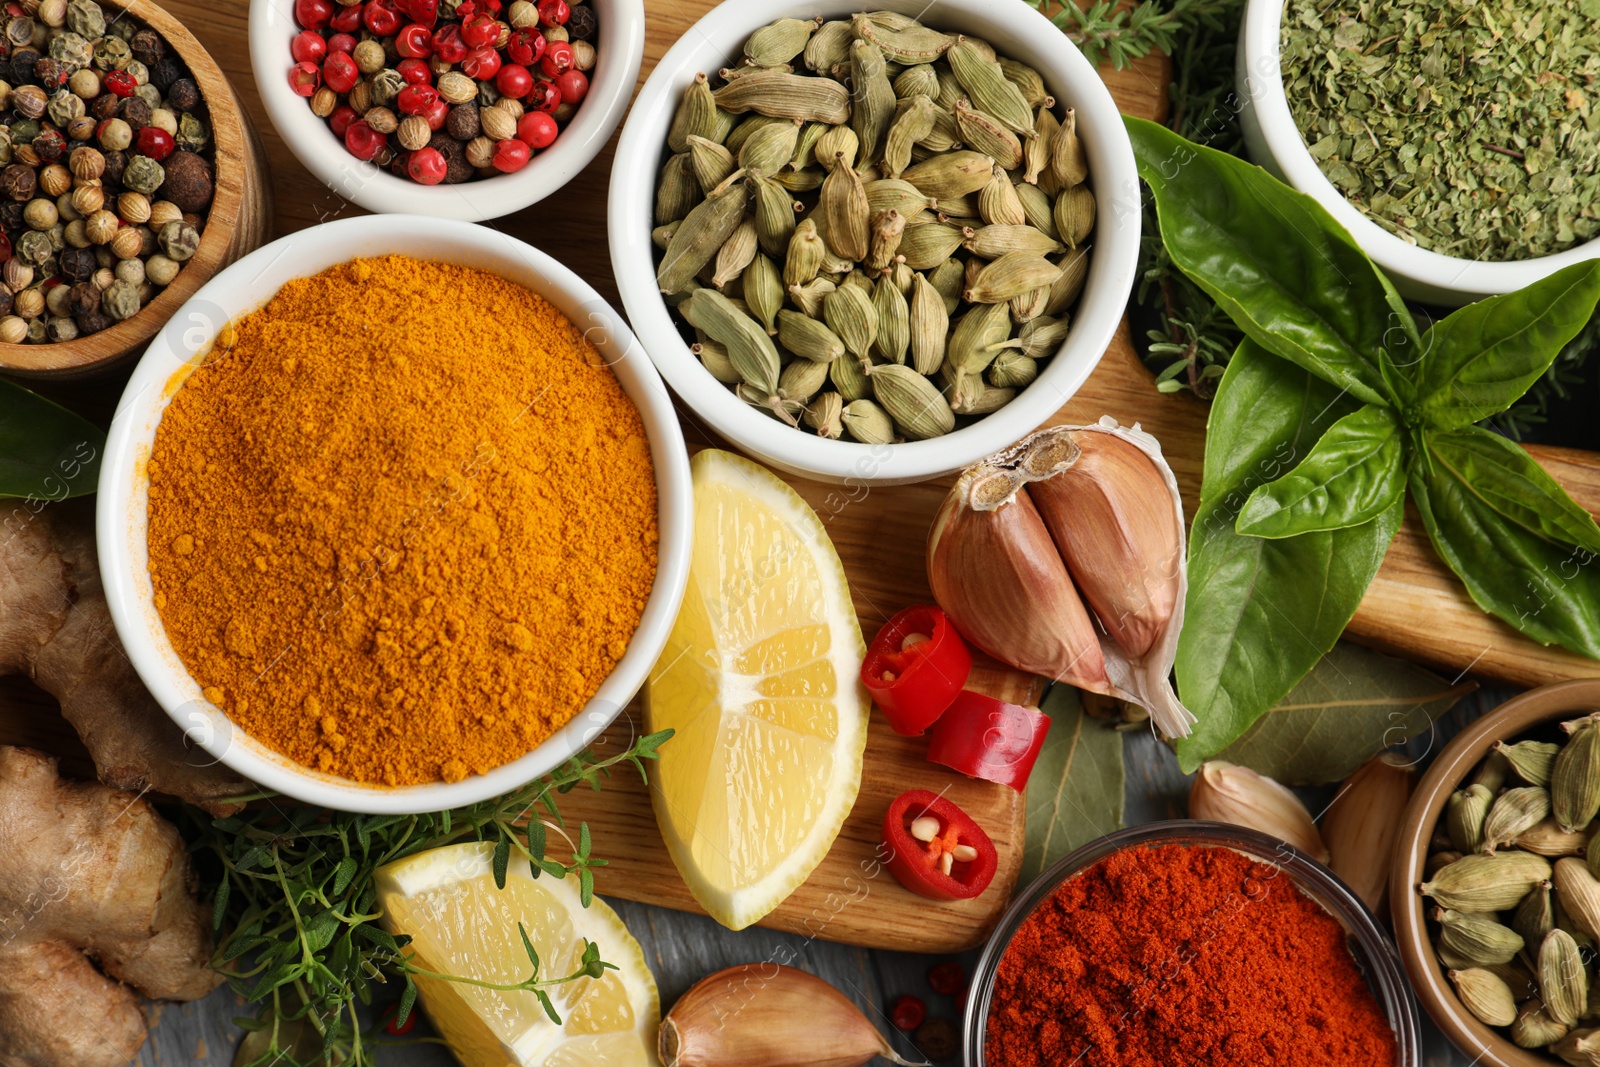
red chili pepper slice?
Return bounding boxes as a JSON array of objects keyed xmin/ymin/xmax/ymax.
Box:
[
  {"xmin": 882, "ymin": 789, "xmax": 997, "ymax": 901},
  {"xmin": 860, "ymin": 605, "xmax": 972, "ymax": 736},
  {"xmin": 925, "ymin": 691, "xmax": 1051, "ymax": 792}
]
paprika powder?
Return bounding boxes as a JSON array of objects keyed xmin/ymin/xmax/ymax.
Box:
[
  {"xmin": 147, "ymin": 255, "xmax": 659, "ymax": 787},
  {"xmin": 985, "ymin": 843, "xmax": 1397, "ymax": 1067}
]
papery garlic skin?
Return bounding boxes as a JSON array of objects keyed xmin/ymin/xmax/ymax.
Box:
[{"xmin": 1190, "ymin": 760, "xmax": 1329, "ymax": 862}]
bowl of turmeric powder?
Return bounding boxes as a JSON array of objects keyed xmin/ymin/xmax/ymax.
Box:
[{"xmin": 95, "ymin": 214, "xmax": 693, "ymax": 814}]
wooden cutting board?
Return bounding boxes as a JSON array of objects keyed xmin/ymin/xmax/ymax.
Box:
[{"xmin": 6, "ymin": 0, "xmax": 1599, "ymax": 955}]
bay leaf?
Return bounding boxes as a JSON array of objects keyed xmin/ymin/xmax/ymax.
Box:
[
  {"xmin": 0, "ymin": 379, "xmax": 103, "ymax": 501},
  {"xmin": 1020, "ymin": 686, "xmax": 1125, "ymax": 883},
  {"xmin": 1215, "ymin": 642, "xmax": 1475, "ymax": 785}
]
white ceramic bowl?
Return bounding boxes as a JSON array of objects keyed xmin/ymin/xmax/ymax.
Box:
[
  {"xmin": 608, "ymin": 0, "xmax": 1140, "ymax": 486},
  {"xmin": 1238, "ymin": 0, "xmax": 1600, "ymax": 307},
  {"xmin": 250, "ymin": 0, "xmax": 645, "ymax": 221},
  {"xmin": 97, "ymin": 215, "xmax": 693, "ymax": 814}
]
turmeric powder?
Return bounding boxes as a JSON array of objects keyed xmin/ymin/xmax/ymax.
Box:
[{"xmin": 146, "ymin": 255, "xmax": 659, "ymax": 787}]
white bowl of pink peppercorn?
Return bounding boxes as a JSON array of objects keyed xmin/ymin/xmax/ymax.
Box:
[{"xmin": 249, "ymin": 0, "xmax": 643, "ymax": 221}]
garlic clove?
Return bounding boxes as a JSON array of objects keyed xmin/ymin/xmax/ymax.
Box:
[
  {"xmin": 927, "ymin": 466, "xmax": 1111, "ymax": 693},
  {"xmin": 1321, "ymin": 752, "xmax": 1415, "ymax": 917},
  {"xmin": 1189, "ymin": 760, "xmax": 1329, "ymax": 862},
  {"xmin": 1025, "ymin": 429, "xmax": 1181, "ymax": 659},
  {"xmin": 660, "ymin": 964, "xmax": 928, "ymax": 1067}
]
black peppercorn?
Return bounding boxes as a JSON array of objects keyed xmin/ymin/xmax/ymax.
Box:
[
  {"xmin": 66, "ymin": 282, "xmax": 99, "ymax": 317},
  {"xmin": 130, "ymin": 28, "xmax": 166, "ymax": 66},
  {"xmin": 102, "ymin": 149, "xmax": 127, "ymax": 186},
  {"xmin": 911, "ymin": 1018, "xmax": 959, "ymax": 1062},
  {"xmin": 60, "ymin": 249, "xmax": 96, "ymax": 284},
  {"xmin": 0, "ymin": 164, "xmax": 36, "ymax": 202},
  {"xmin": 148, "ymin": 57, "xmax": 182, "ymax": 93},
  {"xmin": 167, "ymin": 78, "xmax": 201, "ymax": 113},
  {"xmin": 32, "ymin": 128, "xmax": 64, "ymax": 163},
  {"xmin": 159, "ymin": 151, "xmax": 213, "ymax": 213},
  {"xmin": 9, "ymin": 48, "xmax": 39, "ymax": 86},
  {"xmin": 446, "ymin": 103, "xmax": 480, "ymax": 141},
  {"xmin": 566, "ymin": 4, "xmax": 597, "ymax": 40},
  {"xmin": 32, "ymin": 56, "xmax": 68, "ymax": 91},
  {"xmin": 430, "ymin": 132, "xmax": 473, "ymax": 184},
  {"xmin": 75, "ymin": 306, "xmax": 112, "ymax": 336},
  {"xmin": 0, "ymin": 203, "xmax": 23, "ymax": 231},
  {"xmin": 118, "ymin": 97, "xmax": 152, "ymax": 132},
  {"xmin": 0, "ymin": 289, "xmax": 12, "ymax": 318},
  {"xmin": 91, "ymin": 92, "xmax": 119, "ymax": 120}
]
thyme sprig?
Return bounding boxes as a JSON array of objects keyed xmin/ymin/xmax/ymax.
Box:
[
  {"xmin": 186, "ymin": 728, "xmax": 672, "ymax": 1067},
  {"xmin": 1026, "ymin": 0, "xmax": 1244, "ymax": 70}
]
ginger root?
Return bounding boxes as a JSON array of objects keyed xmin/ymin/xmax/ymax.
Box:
[
  {"xmin": 0, "ymin": 500, "xmax": 246, "ymax": 813},
  {"xmin": 0, "ymin": 746, "xmax": 222, "ymax": 1067}
]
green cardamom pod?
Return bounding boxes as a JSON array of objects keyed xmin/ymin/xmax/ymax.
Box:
[
  {"xmin": 830, "ymin": 352, "xmax": 872, "ymax": 401},
  {"xmin": 1555, "ymin": 722, "xmax": 1600, "ymax": 833},
  {"xmin": 823, "ymin": 284, "xmax": 879, "ymax": 361},
  {"xmin": 866, "ymin": 178, "xmax": 938, "ymax": 221},
  {"xmin": 892, "ymin": 64, "xmax": 940, "ymax": 101},
  {"xmin": 946, "ymin": 36, "xmax": 1034, "ymax": 135},
  {"xmin": 953, "ymin": 99, "xmax": 1024, "ymax": 171},
  {"xmin": 946, "ymin": 301, "xmax": 1013, "ymax": 379},
  {"xmin": 1436, "ymin": 908, "xmax": 1525, "ymax": 966},
  {"xmin": 841, "ymin": 397, "xmax": 894, "ymax": 443},
  {"xmin": 1541, "ymin": 928, "xmax": 1589, "ymax": 1027},
  {"xmin": 908, "ymin": 272, "xmax": 949, "ymax": 376},
  {"xmin": 744, "ymin": 16, "xmax": 820, "ymax": 68},
  {"xmin": 920, "ymin": 108, "xmax": 962, "ymax": 153},
  {"xmin": 1419, "ymin": 852, "xmax": 1553, "ymax": 911},
  {"xmin": 1483, "ymin": 786, "xmax": 1554, "ymax": 853},
  {"xmin": 802, "ymin": 19, "xmax": 853, "ymax": 75},
  {"xmin": 1447, "ymin": 784, "xmax": 1494, "ymax": 853},
  {"xmin": 849, "ymin": 39, "xmax": 896, "ymax": 163},
  {"xmin": 652, "ymin": 222, "xmax": 681, "ymax": 250},
  {"xmin": 1010, "ymin": 285, "xmax": 1050, "ymax": 325},
  {"xmin": 1449, "ymin": 968, "xmax": 1518, "ymax": 1028},
  {"xmin": 738, "ymin": 119, "xmax": 803, "ymax": 177},
  {"xmin": 692, "ymin": 340, "xmax": 741, "ymax": 384},
  {"xmin": 814, "ymin": 124, "xmax": 859, "ymax": 173},
  {"xmin": 679, "ymin": 288, "xmax": 779, "ymax": 396},
  {"xmin": 897, "ymin": 223, "xmax": 966, "ymax": 270},
  {"xmin": 1556, "ymin": 856, "xmax": 1600, "ymax": 940},
  {"xmin": 964, "ymin": 252, "xmax": 1063, "ymax": 304},
  {"xmin": 850, "ymin": 13, "xmax": 955, "ymax": 65},
  {"xmin": 783, "ymin": 217, "xmax": 825, "ymax": 288},
  {"xmin": 928, "ymin": 257, "xmax": 965, "ymax": 314},
  {"xmin": 788, "ymin": 122, "xmax": 824, "ymax": 172},
  {"xmin": 710, "ymin": 219, "xmax": 759, "ymax": 289},
  {"xmin": 1474, "ymin": 749, "xmax": 1513, "ymax": 794},
  {"xmin": 999, "ymin": 57, "xmax": 1054, "ymax": 109},
  {"xmin": 655, "ymin": 152, "xmax": 702, "ymax": 226},
  {"xmin": 946, "ymin": 371, "xmax": 1013, "ymax": 415},
  {"xmin": 1044, "ymin": 245, "xmax": 1090, "ymax": 316},
  {"xmin": 1025, "ymin": 105, "xmax": 1057, "ymax": 187},
  {"xmin": 1054, "ymin": 184, "xmax": 1096, "ymax": 250},
  {"xmin": 656, "ymin": 180, "xmax": 749, "ymax": 294},
  {"xmin": 1514, "ymin": 879, "xmax": 1557, "ymax": 947},
  {"xmin": 933, "ymin": 64, "xmax": 964, "ymax": 111},
  {"xmin": 888, "ymin": 259, "xmax": 915, "ymax": 294},
  {"xmin": 903, "ymin": 150, "xmax": 996, "ymax": 201},
  {"xmin": 736, "ymin": 381, "xmax": 804, "ymax": 425},
  {"xmin": 988, "ymin": 349, "xmax": 1038, "ymax": 389},
  {"xmin": 963, "ymin": 223, "xmax": 1065, "ymax": 258},
  {"xmin": 770, "ymin": 167, "xmax": 825, "ymax": 193},
  {"xmin": 804, "ymin": 391, "xmax": 844, "ymax": 439},
  {"xmin": 1588, "ymin": 825, "xmax": 1600, "ymax": 878},
  {"xmin": 820, "ymin": 152, "xmax": 870, "ymax": 261},
  {"xmin": 1050, "ymin": 107, "xmax": 1089, "ymax": 187},
  {"xmin": 713, "ymin": 70, "xmax": 853, "ymax": 125},
  {"xmin": 686, "ymin": 134, "xmax": 736, "ymax": 194},
  {"xmin": 788, "ymin": 276, "xmax": 836, "ymax": 318},
  {"xmin": 938, "ymin": 193, "xmax": 982, "ymax": 223},
  {"xmin": 872, "ymin": 275, "xmax": 909, "ymax": 364},
  {"xmin": 864, "ymin": 208, "xmax": 907, "ymax": 273},
  {"xmin": 841, "ymin": 268, "xmax": 875, "ymax": 293},
  {"xmin": 666, "ymin": 72, "xmax": 722, "ymax": 154},
  {"xmin": 979, "ymin": 167, "xmax": 1028, "ymax": 227},
  {"xmin": 777, "ymin": 309, "xmax": 845, "ymax": 363},
  {"xmin": 752, "ymin": 175, "xmax": 800, "ymax": 258},
  {"xmin": 882, "ymin": 94, "xmax": 938, "ymax": 180},
  {"xmin": 1510, "ymin": 1001, "xmax": 1570, "ymax": 1050},
  {"xmin": 870, "ymin": 363, "xmax": 955, "ymax": 440},
  {"xmin": 742, "ymin": 253, "xmax": 784, "ymax": 335},
  {"xmin": 1553, "ymin": 1027, "xmax": 1600, "ymax": 1065},
  {"xmin": 1014, "ymin": 313, "xmax": 1069, "ymax": 359},
  {"xmin": 778, "ymin": 357, "xmax": 829, "ymax": 402},
  {"xmin": 1499, "ymin": 740, "xmax": 1563, "ymax": 787}
]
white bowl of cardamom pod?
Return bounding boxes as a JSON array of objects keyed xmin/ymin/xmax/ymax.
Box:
[
  {"xmin": 608, "ymin": 0, "xmax": 1140, "ymax": 485},
  {"xmin": 1239, "ymin": 0, "xmax": 1600, "ymax": 307}
]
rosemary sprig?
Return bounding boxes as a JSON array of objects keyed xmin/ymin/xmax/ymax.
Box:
[{"xmin": 186, "ymin": 728, "xmax": 672, "ymax": 1067}]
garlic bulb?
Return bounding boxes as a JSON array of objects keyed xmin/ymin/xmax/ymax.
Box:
[
  {"xmin": 1190, "ymin": 760, "xmax": 1329, "ymax": 862},
  {"xmin": 926, "ymin": 417, "xmax": 1195, "ymax": 738},
  {"xmin": 659, "ymin": 964, "xmax": 926, "ymax": 1067}
]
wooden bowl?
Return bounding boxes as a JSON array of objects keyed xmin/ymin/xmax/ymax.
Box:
[
  {"xmin": 1392, "ymin": 679, "xmax": 1600, "ymax": 1067},
  {"xmin": 0, "ymin": 0, "xmax": 272, "ymax": 380}
]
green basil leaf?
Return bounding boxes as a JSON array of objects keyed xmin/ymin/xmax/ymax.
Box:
[
  {"xmin": 1174, "ymin": 339, "xmax": 1404, "ymax": 771},
  {"xmin": 1236, "ymin": 404, "xmax": 1405, "ymax": 538},
  {"xmin": 1411, "ymin": 427, "xmax": 1600, "ymax": 656},
  {"xmin": 1020, "ymin": 686, "xmax": 1124, "ymax": 883},
  {"xmin": 1215, "ymin": 643, "xmax": 1474, "ymax": 785},
  {"xmin": 1126, "ymin": 117, "xmax": 1414, "ymax": 407},
  {"xmin": 0, "ymin": 379, "xmax": 103, "ymax": 500},
  {"xmin": 1418, "ymin": 260, "xmax": 1600, "ymax": 430}
]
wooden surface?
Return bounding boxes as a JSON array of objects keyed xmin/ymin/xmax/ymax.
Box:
[{"xmin": 0, "ymin": 0, "xmax": 274, "ymax": 379}]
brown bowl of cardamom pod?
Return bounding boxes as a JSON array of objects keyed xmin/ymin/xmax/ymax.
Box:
[
  {"xmin": 1394, "ymin": 679, "xmax": 1600, "ymax": 1067},
  {"xmin": 0, "ymin": 0, "xmax": 272, "ymax": 380}
]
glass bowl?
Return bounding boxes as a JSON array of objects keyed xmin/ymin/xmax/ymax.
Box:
[{"xmin": 963, "ymin": 821, "xmax": 1422, "ymax": 1066}]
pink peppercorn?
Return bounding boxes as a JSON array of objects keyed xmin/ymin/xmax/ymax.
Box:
[
  {"xmin": 460, "ymin": 13, "xmax": 499, "ymax": 47},
  {"xmin": 327, "ymin": 32, "xmax": 358, "ymax": 53},
  {"xmin": 432, "ymin": 23, "xmax": 468, "ymax": 63},
  {"xmin": 540, "ymin": 40, "xmax": 573, "ymax": 78},
  {"xmin": 363, "ymin": 0, "xmax": 403, "ymax": 36},
  {"xmin": 329, "ymin": 105, "xmax": 359, "ymax": 138},
  {"xmin": 424, "ymin": 96, "xmax": 450, "ymax": 131},
  {"xmin": 493, "ymin": 138, "xmax": 530, "ymax": 172},
  {"xmin": 407, "ymin": 147, "xmax": 448, "ymax": 185},
  {"xmin": 517, "ymin": 110, "xmax": 557, "ymax": 148},
  {"xmin": 537, "ymin": 0, "xmax": 568, "ymax": 25},
  {"xmin": 496, "ymin": 63, "xmax": 532, "ymax": 99},
  {"xmin": 105, "ymin": 69, "xmax": 138, "ymax": 98},
  {"xmin": 344, "ymin": 120, "xmax": 384, "ymax": 161},
  {"xmin": 396, "ymin": 83, "xmax": 439, "ymax": 115},
  {"xmin": 136, "ymin": 125, "xmax": 175, "ymax": 161},
  {"xmin": 323, "ymin": 51, "xmax": 360, "ymax": 94},
  {"xmin": 555, "ymin": 68, "xmax": 587, "ymax": 104},
  {"xmin": 397, "ymin": 58, "xmax": 433, "ymax": 84},
  {"xmin": 287, "ymin": 61, "xmax": 322, "ymax": 97},
  {"xmin": 329, "ymin": 3, "xmax": 363, "ymax": 31},
  {"xmin": 291, "ymin": 30, "xmax": 327, "ymax": 65},
  {"xmin": 395, "ymin": 24, "xmax": 434, "ymax": 59},
  {"xmin": 293, "ymin": 0, "xmax": 332, "ymax": 30},
  {"xmin": 525, "ymin": 80, "xmax": 560, "ymax": 112},
  {"xmin": 461, "ymin": 45, "xmax": 501, "ymax": 81},
  {"xmin": 505, "ymin": 27, "xmax": 545, "ymax": 66}
]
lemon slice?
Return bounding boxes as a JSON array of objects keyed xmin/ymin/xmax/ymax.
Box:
[
  {"xmin": 374, "ymin": 843, "xmax": 659, "ymax": 1067},
  {"xmin": 645, "ymin": 449, "xmax": 870, "ymax": 931}
]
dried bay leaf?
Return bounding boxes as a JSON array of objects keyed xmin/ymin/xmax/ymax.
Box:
[
  {"xmin": 1020, "ymin": 686, "xmax": 1125, "ymax": 884},
  {"xmin": 1214, "ymin": 643, "xmax": 1475, "ymax": 785}
]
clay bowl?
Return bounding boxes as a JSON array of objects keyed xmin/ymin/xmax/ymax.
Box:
[
  {"xmin": 0, "ymin": 0, "xmax": 272, "ymax": 381},
  {"xmin": 1392, "ymin": 679, "xmax": 1600, "ymax": 1067}
]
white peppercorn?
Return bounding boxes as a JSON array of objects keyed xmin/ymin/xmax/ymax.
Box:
[
  {"xmin": 101, "ymin": 277, "xmax": 140, "ymax": 321},
  {"xmin": 158, "ymin": 220, "xmax": 198, "ymax": 261},
  {"xmin": 144, "ymin": 252, "xmax": 178, "ymax": 286},
  {"xmin": 113, "ymin": 256, "xmax": 144, "ymax": 285}
]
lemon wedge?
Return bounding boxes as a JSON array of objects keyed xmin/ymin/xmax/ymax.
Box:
[
  {"xmin": 374, "ymin": 842, "xmax": 659, "ymax": 1067},
  {"xmin": 645, "ymin": 449, "xmax": 870, "ymax": 931}
]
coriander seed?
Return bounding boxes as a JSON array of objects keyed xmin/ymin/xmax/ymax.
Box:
[{"xmin": 0, "ymin": 316, "xmax": 26, "ymax": 343}]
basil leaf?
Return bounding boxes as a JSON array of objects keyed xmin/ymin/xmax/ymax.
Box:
[
  {"xmin": 0, "ymin": 379, "xmax": 103, "ymax": 500},
  {"xmin": 1126, "ymin": 117, "xmax": 1414, "ymax": 407},
  {"xmin": 1411, "ymin": 427, "xmax": 1600, "ymax": 656},
  {"xmin": 1417, "ymin": 260, "xmax": 1600, "ymax": 430},
  {"xmin": 1174, "ymin": 340, "xmax": 1404, "ymax": 771},
  {"xmin": 1020, "ymin": 686, "xmax": 1124, "ymax": 883},
  {"xmin": 1235, "ymin": 404, "xmax": 1405, "ymax": 538}
]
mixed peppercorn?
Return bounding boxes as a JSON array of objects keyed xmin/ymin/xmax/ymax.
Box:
[
  {"xmin": 288, "ymin": 0, "xmax": 598, "ymax": 185},
  {"xmin": 0, "ymin": 0, "xmax": 214, "ymax": 344}
]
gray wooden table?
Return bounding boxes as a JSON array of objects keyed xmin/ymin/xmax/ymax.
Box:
[{"xmin": 141, "ymin": 691, "xmax": 1500, "ymax": 1067}]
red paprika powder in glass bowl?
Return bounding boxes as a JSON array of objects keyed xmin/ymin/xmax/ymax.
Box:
[{"xmin": 965, "ymin": 821, "xmax": 1421, "ymax": 1067}]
